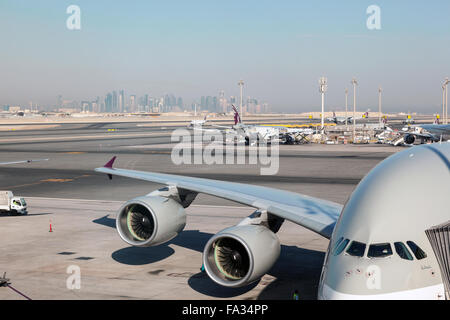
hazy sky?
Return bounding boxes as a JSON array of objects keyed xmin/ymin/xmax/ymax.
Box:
[{"xmin": 1, "ymin": 0, "xmax": 450, "ymax": 113}]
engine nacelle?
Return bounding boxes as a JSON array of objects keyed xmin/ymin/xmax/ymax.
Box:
[
  {"xmin": 404, "ymin": 134, "xmax": 415, "ymax": 145},
  {"xmin": 116, "ymin": 196, "xmax": 186, "ymax": 247},
  {"xmin": 203, "ymin": 225, "xmax": 280, "ymax": 288}
]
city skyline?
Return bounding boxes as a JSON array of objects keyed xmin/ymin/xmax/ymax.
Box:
[
  {"xmin": 6, "ymin": 89, "xmax": 271, "ymax": 115},
  {"xmin": 1, "ymin": 1, "xmax": 450, "ymax": 114}
]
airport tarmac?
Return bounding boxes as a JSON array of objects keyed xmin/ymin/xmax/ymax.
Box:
[
  {"xmin": 0, "ymin": 198, "xmax": 328, "ymax": 300},
  {"xmin": 0, "ymin": 121, "xmax": 406, "ymax": 300}
]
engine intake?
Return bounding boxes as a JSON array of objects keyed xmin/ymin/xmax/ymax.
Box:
[
  {"xmin": 116, "ymin": 196, "xmax": 186, "ymax": 247},
  {"xmin": 404, "ymin": 134, "xmax": 415, "ymax": 145},
  {"xmin": 203, "ymin": 225, "xmax": 280, "ymax": 288}
]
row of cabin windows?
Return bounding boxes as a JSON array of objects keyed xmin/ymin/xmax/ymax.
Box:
[{"xmin": 332, "ymin": 237, "xmax": 427, "ymax": 260}]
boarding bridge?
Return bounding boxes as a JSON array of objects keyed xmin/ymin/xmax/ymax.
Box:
[{"xmin": 425, "ymin": 221, "xmax": 450, "ymax": 300}]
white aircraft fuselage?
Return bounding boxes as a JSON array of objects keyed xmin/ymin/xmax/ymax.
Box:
[{"xmin": 318, "ymin": 143, "xmax": 450, "ymax": 299}]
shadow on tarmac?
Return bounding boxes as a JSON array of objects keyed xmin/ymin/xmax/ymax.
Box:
[
  {"xmin": 0, "ymin": 212, "xmax": 52, "ymax": 217},
  {"xmin": 93, "ymin": 215, "xmax": 325, "ymax": 299}
]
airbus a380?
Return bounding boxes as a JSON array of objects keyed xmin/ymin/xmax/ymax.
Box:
[{"xmin": 95, "ymin": 143, "xmax": 450, "ymax": 299}]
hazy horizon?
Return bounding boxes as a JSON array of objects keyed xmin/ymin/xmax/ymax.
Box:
[{"xmin": 1, "ymin": 1, "xmax": 450, "ymax": 114}]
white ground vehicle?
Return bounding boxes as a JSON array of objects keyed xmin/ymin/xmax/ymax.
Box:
[{"xmin": 0, "ymin": 191, "xmax": 27, "ymax": 215}]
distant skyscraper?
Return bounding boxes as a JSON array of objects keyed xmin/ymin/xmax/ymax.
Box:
[
  {"xmin": 112, "ymin": 91, "xmax": 118, "ymax": 112},
  {"xmin": 219, "ymin": 90, "xmax": 227, "ymax": 113},
  {"xmin": 169, "ymin": 94, "xmax": 176, "ymax": 109},
  {"xmin": 105, "ymin": 93, "xmax": 113, "ymax": 113},
  {"xmin": 206, "ymin": 96, "xmax": 212, "ymax": 111},
  {"xmin": 201, "ymin": 96, "xmax": 206, "ymax": 109},
  {"xmin": 177, "ymin": 97, "xmax": 183, "ymax": 109},
  {"xmin": 119, "ymin": 90, "xmax": 125, "ymax": 112},
  {"xmin": 213, "ymin": 96, "xmax": 218, "ymax": 112},
  {"xmin": 130, "ymin": 95, "xmax": 136, "ymax": 112}
]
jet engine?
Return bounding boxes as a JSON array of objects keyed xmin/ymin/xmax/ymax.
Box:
[
  {"xmin": 203, "ymin": 225, "xmax": 280, "ymax": 288},
  {"xmin": 404, "ymin": 134, "xmax": 415, "ymax": 145},
  {"xmin": 116, "ymin": 195, "xmax": 186, "ymax": 247}
]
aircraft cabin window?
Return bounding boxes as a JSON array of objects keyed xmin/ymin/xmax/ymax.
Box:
[
  {"xmin": 406, "ymin": 241, "xmax": 427, "ymax": 260},
  {"xmin": 333, "ymin": 238, "xmax": 350, "ymax": 256},
  {"xmin": 368, "ymin": 243, "xmax": 393, "ymax": 258},
  {"xmin": 346, "ymin": 241, "xmax": 366, "ymax": 257},
  {"xmin": 394, "ymin": 242, "xmax": 414, "ymax": 261}
]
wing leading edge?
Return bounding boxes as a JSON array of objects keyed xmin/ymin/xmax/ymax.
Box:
[{"xmin": 95, "ymin": 158, "xmax": 342, "ymax": 239}]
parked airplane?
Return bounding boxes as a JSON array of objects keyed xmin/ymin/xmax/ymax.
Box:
[
  {"xmin": 326, "ymin": 111, "xmax": 369, "ymax": 125},
  {"xmin": 96, "ymin": 143, "xmax": 449, "ymax": 299},
  {"xmin": 402, "ymin": 124, "xmax": 450, "ymax": 144},
  {"xmin": 188, "ymin": 115, "xmax": 208, "ymax": 128},
  {"xmin": 326, "ymin": 112, "xmax": 353, "ymax": 124},
  {"xmin": 210, "ymin": 105, "xmax": 279, "ymax": 145}
]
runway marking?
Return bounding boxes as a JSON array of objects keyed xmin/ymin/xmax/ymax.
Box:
[
  {"xmin": 0, "ymin": 132, "xmax": 164, "ymax": 143},
  {"xmin": 142, "ymin": 150, "xmax": 172, "ymax": 154},
  {"xmin": 5, "ymin": 175, "xmax": 91, "ymax": 189},
  {"xmin": 64, "ymin": 152, "xmax": 86, "ymax": 154},
  {"xmin": 41, "ymin": 178, "xmax": 74, "ymax": 183}
]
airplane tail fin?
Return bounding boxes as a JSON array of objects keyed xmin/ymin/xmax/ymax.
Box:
[{"xmin": 232, "ymin": 105, "xmax": 241, "ymax": 125}]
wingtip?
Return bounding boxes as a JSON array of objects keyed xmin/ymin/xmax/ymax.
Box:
[{"xmin": 104, "ymin": 156, "xmax": 117, "ymax": 169}]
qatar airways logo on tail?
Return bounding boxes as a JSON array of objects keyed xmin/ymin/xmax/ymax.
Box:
[
  {"xmin": 232, "ymin": 105, "xmax": 241, "ymax": 125},
  {"xmin": 170, "ymin": 129, "xmax": 279, "ymax": 176}
]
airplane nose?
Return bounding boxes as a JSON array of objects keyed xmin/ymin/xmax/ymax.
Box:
[{"xmin": 319, "ymin": 282, "xmax": 353, "ymax": 300}]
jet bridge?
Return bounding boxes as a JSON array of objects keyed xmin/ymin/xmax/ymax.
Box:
[{"xmin": 425, "ymin": 221, "xmax": 450, "ymax": 300}]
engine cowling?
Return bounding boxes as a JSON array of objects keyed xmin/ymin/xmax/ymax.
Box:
[
  {"xmin": 404, "ymin": 134, "xmax": 415, "ymax": 145},
  {"xmin": 203, "ymin": 225, "xmax": 280, "ymax": 288},
  {"xmin": 116, "ymin": 196, "xmax": 186, "ymax": 247}
]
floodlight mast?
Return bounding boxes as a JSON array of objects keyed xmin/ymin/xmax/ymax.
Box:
[
  {"xmin": 319, "ymin": 77, "xmax": 327, "ymax": 134},
  {"xmin": 442, "ymin": 85, "xmax": 445, "ymax": 125},
  {"xmin": 351, "ymin": 78, "xmax": 358, "ymax": 141},
  {"xmin": 444, "ymin": 78, "xmax": 449, "ymax": 124},
  {"xmin": 238, "ymin": 80, "xmax": 244, "ymax": 121},
  {"xmin": 345, "ymin": 88, "xmax": 348, "ymax": 129},
  {"xmin": 378, "ymin": 87, "xmax": 382, "ymax": 127}
]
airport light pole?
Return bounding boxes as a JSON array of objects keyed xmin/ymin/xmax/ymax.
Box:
[
  {"xmin": 444, "ymin": 78, "xmax": 449, "ymax": 124},
  {"xmin": 238, "ymin": 80, "xmax": 244, "ymax": 119},
  {"xmin": 351, "ymin": 78, "xmax": 358, "ymax": 141},
  {"xmin": 345, "ymin": 88, "xmax": 348, "ymax": 129},
  {"xmin": 319, "ymin": 77, "xmax": 328, "ymax": 134},
  {"xmin": 378, "ymin": 87, "xmax": 382, "ymax": 127},
  {"xmin": 442, "ymin": 85, "xmax": 445, "ymax": 125}
]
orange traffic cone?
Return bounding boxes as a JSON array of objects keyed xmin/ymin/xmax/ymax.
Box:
[{"xmin": 49, "ymin": 220, "xmax": 53, "ymax": 232}]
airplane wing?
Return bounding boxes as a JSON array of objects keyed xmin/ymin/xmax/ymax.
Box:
[
  {"xmin": 208, "ymin": 124, "xmax": 234, "ymax": 130},
  {"xmin": 0, "ymin": 159, "xmax": 49, "ymax": 165},
  {"xmin": 95, "ymin": 157, "xmax": 342, "ymax": 239},
  {"xmin": 188, "ymin": 127, "xmax": 223, "ymax": 134}
]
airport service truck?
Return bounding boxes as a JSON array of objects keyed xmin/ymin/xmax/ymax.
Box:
[{"xmin": 0, "ymin": 191, "xmax": 27, "ymax": 215}]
